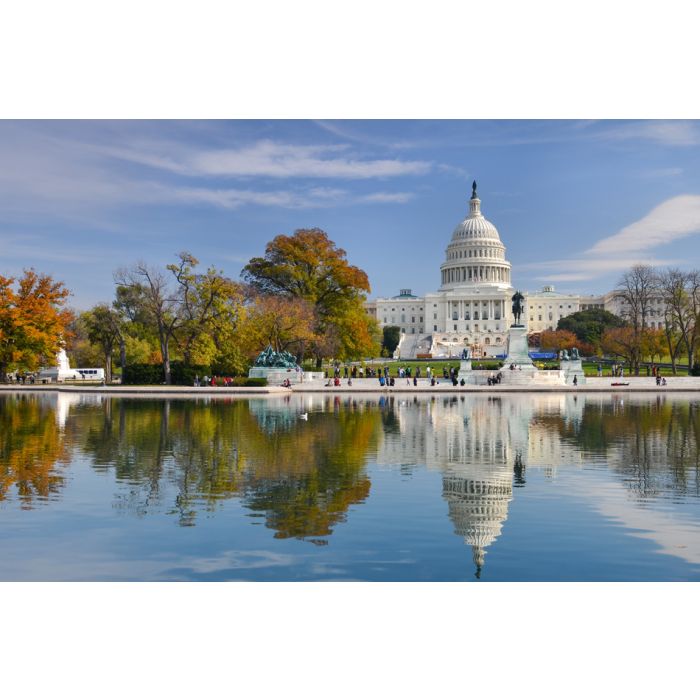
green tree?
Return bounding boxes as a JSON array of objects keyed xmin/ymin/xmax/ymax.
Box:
[
  {"xmin": 82, "ymin": 304, "xmax": 124, "ymax": 382},
  {"xmin": 557, "ymin": 308, "xmax": 626, "ymax": 351},
  {"xmin": 382, "ymin": 326, "xmax": 401, "ymax": 356},
  {"xmin": 242, "ymin": 229, "xmax": 373, "ymax": 367},
  {"xmin": 169, "ymin": 253, "xmax": 246, "ymax": 367}
]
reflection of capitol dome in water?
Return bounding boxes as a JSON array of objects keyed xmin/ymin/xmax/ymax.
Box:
[{"xmin": 443, "ymin": 463, "xmax": 513, "ymax": 579}]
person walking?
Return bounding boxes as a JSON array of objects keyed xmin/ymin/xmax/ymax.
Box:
[
  {"xmin": 573, "ymin": 375, "xmax": 578, "ymax": 387},
  {"xmin": 597, "ymin": 363, "xmax": 602, "ymax": 377}
]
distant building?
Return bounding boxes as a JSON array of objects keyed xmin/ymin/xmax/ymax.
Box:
[{"xmin": 366, "ymin": 184, "xmax": 667, "ymax": 358}]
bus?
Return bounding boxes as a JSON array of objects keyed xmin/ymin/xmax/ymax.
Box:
[{"xmin": 76, "ymin": 368, "xmax": 106, "ymax": 381}]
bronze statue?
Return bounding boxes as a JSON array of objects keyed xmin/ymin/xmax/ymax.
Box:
[
  {"xmin": 472, "ymin": 180, "xmax": 477, "ymax": 198},
  {"xmin": 570, "ymin": 347, "xmax": 580, "ymax": 360},
  {"xmin": 511, "ymin": 290, "xmax": 524, "ymax": 326},
  {"xmin": 253, "ymin": 345, "xmax": 298, "ymax": 368}
]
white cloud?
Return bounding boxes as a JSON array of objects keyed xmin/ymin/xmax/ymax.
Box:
[
  {"xmin": 587, "ymin": 195, "xmax": 700, "ymax": 255},
  {"xmin": 359, "ymin": 191, "xmax": 414, "ymax": 204},
  {"xmin": 521, "ymin": 256, "xmax": 682, "ymax": 282},
  {"xmin": 97, "ymin": 138, "xmax": 432, "ymax": 179},
  {"xmin": 596, "ymin": 120, "xmax": 700, "ymax": 146},
  {"xmin": 521, "ymin": 193, "xmax": 700, "ymax": 283},
  {"xmin": 638, "ymin": 167, "xmax": 683, "ymax": 179},
  {"xmin": 148, "ymin": 183, "xmax": 412, "ymax": 209}
]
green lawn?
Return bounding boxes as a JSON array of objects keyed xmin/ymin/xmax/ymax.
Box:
[{"xmin": 316, "ymin": 358, "xmax": 691, "ymax": 378}]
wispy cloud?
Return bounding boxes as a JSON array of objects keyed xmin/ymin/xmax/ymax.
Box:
[
  {"xmin": 595, "ymin": 121, "xmax": 700, "ymax": 146},
  {"xmin": 98, "ymin": 139, "xmax": 432, "ymax": 179},
  {"xmin": 521, "ymin": 256, "xmax": 682, "ymax": 282},
  {"xmin": 520, "ymin": 193, "xmax": 700, "ymax": 283},
  {"xmin": 359, "ymin": 191, "xmax": 414, "ymax": 204},
  {"xmin": 0, "ymin": 132, "xmax": 416, "ymax": 216},
  {"xmin": 637, "ymin": 166, "xmax": 683, "ymax": 179},
  {"xmin": 587, "ymin": 195, "xmax": 700, "ymax": 255}
]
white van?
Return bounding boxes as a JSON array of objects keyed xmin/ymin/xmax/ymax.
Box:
[{"xmin": 76, "ymin": 368, "xmax": 106, "ymax": 381}]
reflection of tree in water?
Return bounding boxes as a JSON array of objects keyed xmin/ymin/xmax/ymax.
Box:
[
  {"xmin": 74, "ymin": 396, "xmax": 380, "ymax": 535},
  {"xmin": 79, "ymin": 398, "xmax": 249, "ymax": 525},
  {"xmin": 555, "ymin": 397, "xmax": 700, "ymax": 500},
  {"xmin": 241, "ymin": 400, "xmax": 380, "ymax": 544},
  {"xmin": 0, "ymin": 394, "xmax": 69, "ymax": 507}
]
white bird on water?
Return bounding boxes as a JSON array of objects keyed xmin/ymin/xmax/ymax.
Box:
[{"xmin": 300, "ymin": 412, "xmax": 309, "ymax": 420}]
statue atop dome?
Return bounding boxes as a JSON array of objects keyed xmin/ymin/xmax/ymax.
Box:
[{"xmin": 471, "ymin": 180, "xmax": 478, "ymax": 199}]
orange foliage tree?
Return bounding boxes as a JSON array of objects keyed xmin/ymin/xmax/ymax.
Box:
[
  {"xmin": 243, "ymin": 229, "xmax": 377, "ymax": 366},
  {"xmin": 539, "ymin": 329, "xmax": 579, "ymax": 352},
  {"xmin": 0, "ymin": 270, "xmax": 72, "ymax": 381},
  {"xmin": 243, "ymin": 295, "xmax": 317, "ymax": 359}
]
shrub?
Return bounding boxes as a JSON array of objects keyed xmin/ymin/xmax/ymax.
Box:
[
  {"xmin": 691, "ymin": 363, "xmax": 700, "ymax": 377},
  {"xmin": 212, "ymin": 376, "xmax": 267, "ymax": 387},
  {"xmin": 122, "ymin": 362, "xmax": 211, "ymax": 386},
  {"xmin": 122, "ymin": 363, "xmax": 164, "ymax": 385},
  {"xmin": 472, "ymin": 361, "xmax": 503, "ymax": 370}
]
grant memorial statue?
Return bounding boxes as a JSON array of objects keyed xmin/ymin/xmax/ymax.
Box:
[{"xmin": 511, "ymin": 290, "xmax": 525, "ymax": 327}]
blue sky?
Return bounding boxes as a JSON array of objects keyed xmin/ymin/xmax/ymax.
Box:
[{"xmin": 1, "ymin": 119, "xmax": 699, "ymax": 309}]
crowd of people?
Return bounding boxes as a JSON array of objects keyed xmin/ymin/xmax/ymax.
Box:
[{"xmin": 194, "ymin": 375, "xmax": 238, "ymax": 387}]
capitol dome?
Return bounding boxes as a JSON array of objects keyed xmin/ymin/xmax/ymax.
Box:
[
  {"xmin": 450, "ymin": 189, "xmax": 502, "ymax": 242},
  {"xmin": 439, "ymin": 180, "xmax": 512, "ymax": 289}
]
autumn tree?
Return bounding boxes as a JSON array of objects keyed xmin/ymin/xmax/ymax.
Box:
[
  {"xmin": 641, "ymin": 327, "xmax": 667, "ymax": 364},
  {"xmin": 655, "ymin": 268, "xmax": 689, "ymax": 374},
  {"xmin": 242, "ymin": 229, "xmax": 373, "ymax": 367},
  {"xmin": 539, "ymin": 329, "xmax": 579, "ymax": 352},
  {"xmin": 169, "ymin": 253, "xmax": 246, "ymax": 367},
  {"xmin": 601, "ymin": 326, "xmax": 639, "ymax": 369},
  {"xmin": 0, "ymin": 270, "xmax": 72, "ymax": 382},
  {"xmin": 656, "ymin": 268, "xmax": 700, "ymax": 372},
  {"xmin": 114, "ymin": 260, "xmax": 185, "ymax": 384},
  {"xmin": 242, "ymin": 295, "xmax": 316, "ymax": 359},
  {"xmin": 614, "ymin": 264, "xmax": 656, "ymax": 374}
]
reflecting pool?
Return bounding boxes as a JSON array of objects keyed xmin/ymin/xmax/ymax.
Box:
[{"xmin": 1, "ymin": 390, "xmax": 700, "ymax": 581}]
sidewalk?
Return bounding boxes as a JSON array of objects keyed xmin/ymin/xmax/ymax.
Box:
[{"xmin": 292, "ymin": 376, "xmax": 700, "ymax": 393}]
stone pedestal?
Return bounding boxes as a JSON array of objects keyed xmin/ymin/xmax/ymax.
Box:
[
  {"xmin": 459, "ymin": 359, "xmax": 472, "ymax": 373},
  {"xmin": 500, "ymin": 326, "xmax": 567, "ymax": 386},
  {"xmin": 249, "ymin": 367, "xmax": 301, "ymax": 384},
  {"xmin": 561, "ymin": 359, "xmax": 586, "ymax": 385},
  {"xmin": 503, "ymin": 326, "xmax": 534, "ymax": 368},
  {"xmin": 248, "ymin": 367, "xmax": 325, "ymax": 384}
]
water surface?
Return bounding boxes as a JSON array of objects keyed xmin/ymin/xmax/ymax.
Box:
[{"xmin": 1, "ymin": 391, "xmax": 699, "ymax": 581}]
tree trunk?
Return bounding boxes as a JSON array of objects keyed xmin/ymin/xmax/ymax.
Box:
[
  {"xmin": 105, "ymin": 350, "xmax": 112, "ymax": 383},
  {"xmin": 119, "ymin": 338, "xmax": 126, "ymax": 369}
]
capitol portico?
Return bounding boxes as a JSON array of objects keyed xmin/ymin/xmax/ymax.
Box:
[{"xmin": 365, "ymin": 181, "xmax": 665, "ymax": 358}]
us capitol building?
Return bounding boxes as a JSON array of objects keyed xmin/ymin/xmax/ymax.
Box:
[{"xmin": 365, "ymin": 182, "xmax": 665, "ymax": 358}]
